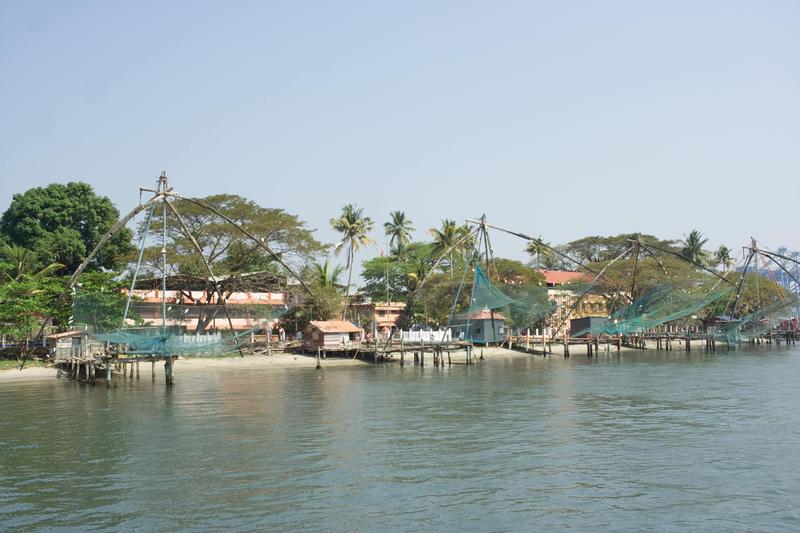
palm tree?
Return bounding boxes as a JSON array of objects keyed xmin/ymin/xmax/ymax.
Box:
[
  {"xmin": 525, "ymin": 237, "xmax": 551, "ymax": 270},
  {"xmin": 429, "ymin": 219, "xmax": 465, "ymax": 276},
  {"xmin": 312, "ymin": 260, "xmax": 345, "ymax": 288},
  {"xmin": 714, "ymin": 245, "xmax": 734, "ymax": 272},
  {"xmin": 1, "ymin": 244, "xmax": 63, "ymax": 282},
  {"xmin": 680, "ymin": 230, "xmax": 709, "ymax": 266},
  {"xmin": 330, "ymin": 204, "xmax": 375, "ymax": 316},
  {"xmin": 384, "ymin": 211, "xmax": 414, "ymax": 255}
]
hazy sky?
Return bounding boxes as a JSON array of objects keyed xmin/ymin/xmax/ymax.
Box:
[{"xmin": 1, "ymin": 1, "xmax": 798, "ymax": 278}]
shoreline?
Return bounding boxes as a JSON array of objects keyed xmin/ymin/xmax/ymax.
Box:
[
  {"xmin": 0, "ymin": 352, "xmax": 371, "ymax": 384},
  {"xmin": 0, "ymin": 340, "xmax": 764, "ymax": 385}
]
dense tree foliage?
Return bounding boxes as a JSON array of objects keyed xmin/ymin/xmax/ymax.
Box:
[
  {"xmin": 360, "ymin": 242, "xmax": 434, "ymax": 304},
  {"xmin": 0, "ymin": 182, "xmax": 133, "ymax": 273},
  {"xmin": 142, "ymin": 194, "xmax": 326, "ymax": 277},
  {"xmin": 561, "ymin": 233, "xmax": 678, "ymax": 264}
]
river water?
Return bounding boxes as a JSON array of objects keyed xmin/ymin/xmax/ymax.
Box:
[{"xmin": 1, "ymin": 346, "xmax": 799, "ymax": 532}]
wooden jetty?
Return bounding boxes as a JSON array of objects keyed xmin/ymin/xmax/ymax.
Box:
[
  {"xmin": 506, "ymin": 327, "xmax": 797, "ymax": 358},
  {"xmin": 48, "ymin": 326, "xmax": 797, "ymax": 387},
  {"xmin": 298, "ymin": 339, "xmax": 478, "ymax": 368}
]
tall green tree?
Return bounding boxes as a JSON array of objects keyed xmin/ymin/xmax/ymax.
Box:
[
  {"xmin": 138, "ymin": 194, "xmax": 326, "ymax": 332},
  {"xmin": 383, "ymin": 211, "xmax": 414, "ymax": 254},
  {"xmin": 585, "ymin": 254, "xmax": 704, "ymax": 305},
  {"xmin": 0, "ymin": 274, "xmax": 69, "ymax": 357},
  {"xmin": 330, "ymin": 204, "xmax": 375, "ymax": 314},
  {"xmin": 283, "ymin": 261, "xmax": 346, "ymax": 332},
  {"xmin": 563, "ymin": 234, "xmax": 678, "ymax": 264},
  {"xmin": 143, "ymin": 194, "xmax": 326, "ymax": 277},
  {"xmin": 429, "ymin": 219, "xmax": 471, "ymax": 276},
  {"xmin": 361, "ymin": 242, "xmax": 434, "ymax": 303},
  {"xmin": 680, "ymin": 229, "xmax": 709, "ymax": 266},
  {"xmin": 524, "ymin": 237, "xmax": 552, "ymax": 270},
  {"xmin": 714, "ymin": 245, "xmax": 734, "ymax": 272},
  {"xmin": 0, "ymin": 182, "xmax": 134, "ymax": 273}
]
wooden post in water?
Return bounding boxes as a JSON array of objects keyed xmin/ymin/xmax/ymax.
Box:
[
  {"xmin": 106, "ymin": 362, "xmax": 112, "ymax": 387},
  {"xmin": 316, "ymin": 347, "xmax": 321, "ymax": 369},
  {"xmin": 151, "ymin": 360, "xmax": 155, "ymax": 381},
  {"xmin": 136, "ymin": 361, "xmax": 140, "ymax": 379},
  {"xmin": 164, "ymin": 357, "xmax": 175, "ymax": 385}
]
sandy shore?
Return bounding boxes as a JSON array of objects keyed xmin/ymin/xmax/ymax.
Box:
[
  {"xmin": 0, "ymin": 353, "xmax": 369, "ymax": 384},
  {"xmin": 0, "ymin": 365, "xmax": 59, "ymax": 383}
]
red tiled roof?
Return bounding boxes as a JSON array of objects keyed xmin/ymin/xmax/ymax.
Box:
[
  {"xmin": 307, "ymin": 320, "xmax": 362, "ymax": 333},
  {"xmin": 538, "ymin": 270, "xmax": 587, "ymax": 285}
]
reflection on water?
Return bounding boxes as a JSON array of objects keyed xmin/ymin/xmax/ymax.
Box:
[{"xmin": 2, "ymin": 347, "xmax": 800, "ymax": 531}]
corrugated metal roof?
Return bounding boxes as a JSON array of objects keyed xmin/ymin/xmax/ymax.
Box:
[{"xmin": 307, "ymin": 320, "xmax": 362, "ymax": 333}]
